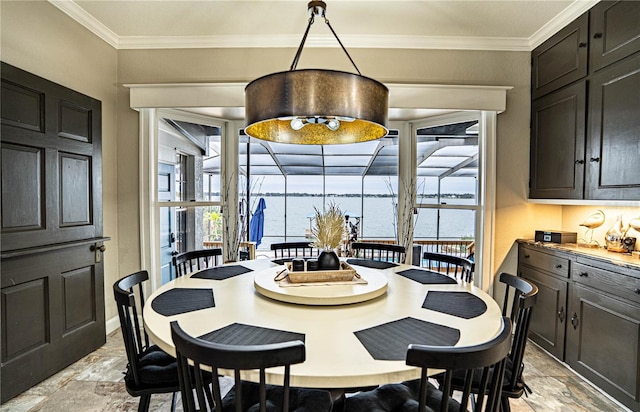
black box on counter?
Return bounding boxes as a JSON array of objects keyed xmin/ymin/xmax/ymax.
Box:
[{"xmin": 534, "ymin": 230, "xmax": 577, "ymax": 244}]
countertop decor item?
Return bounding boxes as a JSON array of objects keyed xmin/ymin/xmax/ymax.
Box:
[
  {"xmin": 579, "ymin": 209, "xmax": 605, "ymax": 246},
  {"xmin": 605, "ymin": 214, "xmax": 626, "ymax": 252},
  {"xmin": 244, "ymin": 1, "xmax": 388, "ymax": 145}
]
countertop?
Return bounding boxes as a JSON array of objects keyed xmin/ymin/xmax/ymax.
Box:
[{"xmin": 517, "ymin": 239, "xmax": 640, "ymax": 272}]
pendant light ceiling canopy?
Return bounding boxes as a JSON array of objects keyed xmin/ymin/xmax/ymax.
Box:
[{"xmin": 244, "ymin": 1, "xmax": 389, "ymax": 145}]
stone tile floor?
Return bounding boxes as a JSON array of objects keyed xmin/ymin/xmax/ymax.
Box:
[{"xmin": 0, "ymin": 329, "xmax": 629, "ymax": 411}]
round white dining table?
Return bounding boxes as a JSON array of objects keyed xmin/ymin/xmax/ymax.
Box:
[{"xmin": 143, "ymin": 258, "xmax": 503, "ymax": 389}]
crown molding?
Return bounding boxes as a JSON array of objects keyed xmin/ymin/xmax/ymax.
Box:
[
  {"xmin": 50, "ymin": 0, "xmax": 600, "ymax": 52},
  {"xmin": 48, "ymin": 0, "xmax": 119, "ymax": 48},
  {"xmin": 529, "ymin": 0, "xmax": 600, "ymax": 49}
]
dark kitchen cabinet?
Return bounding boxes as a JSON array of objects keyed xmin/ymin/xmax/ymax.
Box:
[
  {"xmin": 585, "ymin": 53, "xmax": 640, "ymax": 200},
  {"xmin": 590, "ymin": 1, "xmax": 640, "ymax": 72},
  {"xmin": 530, "ymin": 82, "xmax": 586, "ymax": 199},
  {"xmin": 567, "ymin": 260, "xmax": 640, "ymax": 412},
  {"xmin": 529, "ymin": 1, "xmax": 640, "ymax": 201},
  {"xmin": 518, "ymin": 244, "xmax": 569, "ymax": 359},
  {"xmin": 517, "ymin": 240, "xmax": 640, "ymax": 412},
  {"xmin": 531, "ymin": 13, "xmax": 588, "ymax": 100}
]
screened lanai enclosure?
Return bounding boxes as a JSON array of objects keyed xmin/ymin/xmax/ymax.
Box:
[{"xmin": 158, "ymin": 116, "xmax": 478, "ymax": 277}]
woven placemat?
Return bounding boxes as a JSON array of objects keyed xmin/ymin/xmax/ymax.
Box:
[
  {"xmin": 151, "ymin": 288, "xmax": 215, "ymax": 316},
  {"xmin": 199, "ymin": 322, "xmax": 305, "ymax": 345},
  {"xmin": 191, "ymin": 265, "xmax": 253, "ymax": 280},
  {"xmin": 354, "ymin": 317, "xmax": 460, "ymax": 360},
  {"xmin": 422, "ymin": 291, "xmax": 487, "ymax": 319},
  {"xmin": 396, "ymin": 268, "xmax": 458, "ymax": 285},
  {"xmin": 346, "ymin": 259, "xmax": 398, "ymax": 269}
]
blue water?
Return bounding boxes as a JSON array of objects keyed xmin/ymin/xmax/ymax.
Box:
[{"xmin": 251, "ymin": 195, "xmax": 475, "ymax": 251}]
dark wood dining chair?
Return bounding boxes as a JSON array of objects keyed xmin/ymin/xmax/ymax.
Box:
[
  {"xmin": 422, "ymin": 251, "xmax": 475, "ymax": 282},
  {"xmin": 170, "ymin": 321, "xmax": 333, "ymax": 412},
  {"xmin": 496, "ymin": 272, "xmax": 538, "ymax": 411},
  {"xmin": 114, "ymin": 271, "xmax": 179, "ymax": 412},
  {"xmin": 337, "ymin": 316, "xmax": 513, "ymax": 412},
  {"xmin": 172, "ymin": 248, "xmax": 223, "ymax": 278},
  {"xmin": 438, "ymin": 272, "xmax": 538, "ymax": 412},
  {"xmin": 351, "ymin": 242, "xmax": 406, "ymax": 263},
  {"xmin": 270, "ymin": 242, "xmax": 319, "ymax": 260}
]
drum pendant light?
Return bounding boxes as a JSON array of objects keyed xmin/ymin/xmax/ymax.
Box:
[{"xmin": 244, "ymin": 1, "xmax": 389, "ymax": 145}]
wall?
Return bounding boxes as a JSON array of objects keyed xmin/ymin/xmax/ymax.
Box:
[
  {"xmin": 1, "ymin": 1, "xmax": 560, "ymax": 326},
  {"xmin": 117, "ymin": 47, "xmax": 545, "ymax": 291},
  {"xmin": 562, "ymin": 205, "xmax": 640, "ymax": 249},
  {"xmin": 1, "ymin": 1, "xmax": 120, "ymax": 324}
]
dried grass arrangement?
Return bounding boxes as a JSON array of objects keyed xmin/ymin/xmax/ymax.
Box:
[{"xmin": 311, "ymin": 202, "xmax": 344, "ymax": 251}]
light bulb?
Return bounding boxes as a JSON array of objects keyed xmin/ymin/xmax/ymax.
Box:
[
  {"xmin": 290, "ymin": 118, "xmax": 305, "ymax": 130},
  {"xmin": 326, "ymin": 118, "xmax": 340, "ymax": 131}
]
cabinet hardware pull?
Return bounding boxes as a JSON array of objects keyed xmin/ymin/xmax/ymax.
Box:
[
  {"xmin": 575, "ymin": 159, "xmax": 585, "ymax": 164},
  {"xmin": 579, "ymin": 272, "xmax": 588, "ymax": 277},
  {"xmin": 593, "ymin": 32, "xmax": 603, "ymax": 39},
  {"xmin": 524, "ymin": 254, "xmax": 530, "ymax": 259},
  {"xmin": 590, "ymin": 157, "xmax": 600, "ymax": 162},
  {"xmin": 578, "ymin": 42, "xmax": 587, "ymax": 48},
  {"xmin": 555, "ymin": 264, "xmax": 563, "ymax": 269},
  {"xmin": 558, "ymin": 307, "xmax": 565, "ymax": 322},
  {"xmin": 635, "ymin": 289, "xmax": 640, "ymax": 295},
  {"xmin": 571, "ymin": 313, "xmax": 579, "ymax": 329}
]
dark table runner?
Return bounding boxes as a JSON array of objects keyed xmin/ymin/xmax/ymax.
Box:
[
  {"xmin": 346, "ymin": 259, "xmax": 398, "ymax": 269},
  {"xmin": 191, "ymin": 265, "xmax": 253, "ymax": 280},
  {"xmin": 422, "ymin": 291, "xmax": 488, "ymax": 319},
  {"xmin": 396, "ymin": 268, "xmax": 458, "ymax": 285},
  {"xmin": 200, "ymin": 323, "xmax": 305, "ymax": 345},
  {"xmin": 354, "ymin": 317, "xmax": 460, "ymax": 361},
  {"xmin": 151, "ymin": 288, "xmax": 215, "ymax": 316}
]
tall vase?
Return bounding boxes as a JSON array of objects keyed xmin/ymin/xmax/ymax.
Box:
[{"xmin": 318, "ymin": 249, "xmax": 340, "ymax": 270}]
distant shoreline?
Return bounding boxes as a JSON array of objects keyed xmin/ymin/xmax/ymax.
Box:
[{"xmin": 213, "ymin": 193, "xmax": 476, "ymax": 199}]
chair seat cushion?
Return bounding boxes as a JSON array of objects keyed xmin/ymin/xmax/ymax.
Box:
[
  {"xmin": 336, "ymin": 380, "xmax": 463, "ymax": 412},
  {"xmin": 126, "ymin": 344, "xmax": 179, "ymax": 387},
  {"xmin": 221, "ymin": 381, "xmax": 333, "ymax": 412}
]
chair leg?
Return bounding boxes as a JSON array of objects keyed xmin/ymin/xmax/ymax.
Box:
[
  {"xmin": 500, "ymin": 396, "xmax": 511, "ymax": 412},
  {"xmin": 171, "ymin": 391, "xmax": 177, "ymax": 412},
  {"xmin": 138, "ymin": 394, "xmax": 151, "ymax": 412}
]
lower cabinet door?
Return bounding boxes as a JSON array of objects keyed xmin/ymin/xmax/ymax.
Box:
[
  {"xmin": 567, "ymin": 284, "xmax": 640, "ymax": 411},
  {"xmin": 519, "ymin": 266, "xmax": 567, "ymax": 360}
]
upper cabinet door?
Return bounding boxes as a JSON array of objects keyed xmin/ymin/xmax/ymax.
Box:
[
  {"xmin": 590, "ymin": 1, "xmax": 640, "ymax": 72},
  {"xmin": 586, "ymin": 53, "xmax": 640, "ymax": 200},
  {"xmin": 530, "ymin": 82, "xmax": 586, "ymax": 200},
  {"xmin": 532, "ymin": 13, "xmax": 588, "ymax": 99}
]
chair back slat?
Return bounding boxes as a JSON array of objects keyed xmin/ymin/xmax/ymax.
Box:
[
  {"xmin": 270, "ymin": 242, "xmax": 320, "ymax": 259},
  {"xmin": 422, "ymin": 251, "xmax": 474, "ymax": 282},
  {"xmin": 498, "ymin": 272, "xmax": 538, "ymax": 395},
  {"xmin": 114, "ymin": 270, "xmax": 151, "ymax": 385},
  {"xmin": 172, "ymin": 248, "xmax": 223, "ymax": 278},
  {"xmin": 406, "ymin": 316, "xmax": 513, "ymax": 412},
  {"xmin": 170, "ymin": 321, "xmax": 308, "ymax": 412},
  {"xmin": 351, "ymin": 242, "xmax": 406, "ymax": 263}
]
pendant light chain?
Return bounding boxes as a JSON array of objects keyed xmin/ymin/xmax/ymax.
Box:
[{"xmin": 289, "ymin": 2, "xmax": 362, "ymax": 76}]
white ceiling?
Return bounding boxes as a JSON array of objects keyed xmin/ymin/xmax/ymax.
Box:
[{"xmin": 51, "ymin": 0, "xmax": 598, "ymax": 51}]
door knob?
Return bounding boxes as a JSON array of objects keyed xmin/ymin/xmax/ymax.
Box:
[{"xmin": 90, "ymin": 243, "xmax": 107, "ymax": 263}]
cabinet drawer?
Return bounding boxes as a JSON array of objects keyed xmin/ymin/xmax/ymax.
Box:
[
  {"xmin": 519, "ymin": 246, "xmax": 570, "ymax": 278},
  {"xmin": 573, "ymin": 262, "xmax": 640, "ymax": 305}
]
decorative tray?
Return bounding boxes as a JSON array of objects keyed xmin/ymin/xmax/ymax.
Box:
[{"xmin": 283, "ymin": 261, "xmax": 358, "ymax": 283}]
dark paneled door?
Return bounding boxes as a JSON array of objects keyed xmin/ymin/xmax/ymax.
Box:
[{"xmin": 0, "ymin": 62, "xmax": 106, "ymax": 402}]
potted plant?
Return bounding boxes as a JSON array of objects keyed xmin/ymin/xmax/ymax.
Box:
[{"xmin": 311, "ymin": 202, "xmax": 344, "ymax": 270}]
